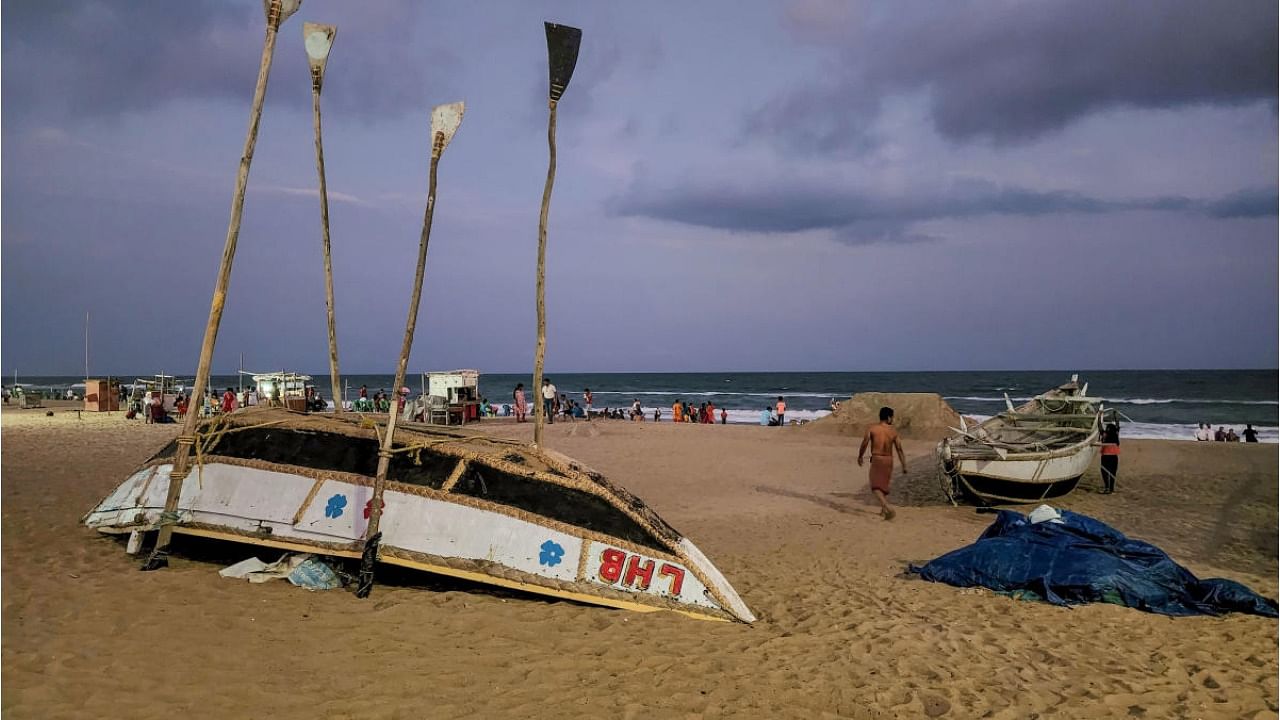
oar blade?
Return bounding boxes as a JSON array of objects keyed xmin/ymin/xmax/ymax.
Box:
[
  {"xmin": 303, "ymin": 22, "xmax": 337, "ymax": 75},
  {"xmin": 264, "ymin": 0, "xmax": 303, "ymax": 25},
  {"xmin": 544, "ymin": 22, "xmax": 582, "ymax": 101},
  {"xmin": 431, "ymin": 101, "xmax": 465, "ymax": 153}
]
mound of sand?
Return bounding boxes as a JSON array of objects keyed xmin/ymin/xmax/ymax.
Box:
[{"xmin": 804, "ymin": 392, "xmax": 961, "ymax": 440}]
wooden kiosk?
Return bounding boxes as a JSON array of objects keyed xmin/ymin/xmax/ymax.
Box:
[
  {"xmin": 420, "ymin": 369, "xmax": 481, "ymax": 425},
  {"xmin": 84, "ymin": 378, "xmax": 121, "ymax": 412}
]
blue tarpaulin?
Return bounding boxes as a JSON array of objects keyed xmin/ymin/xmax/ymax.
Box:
[{"xmin": 911, "ymin": 508, "xmax": 1277, "ymax": 618}]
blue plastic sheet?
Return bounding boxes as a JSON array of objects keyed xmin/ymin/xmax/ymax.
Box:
[{"xmin": 911, "ymin": 509, "xmax": 1277, "ymax": 618}]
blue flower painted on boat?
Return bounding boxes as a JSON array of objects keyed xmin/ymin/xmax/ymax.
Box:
[
  {"xmin": 539, "ymin": 540, "xmax": 564, "ymax": 567},
  {"xmin": 324, "ymin": 494, "xmax": 347, "ymax": 519}
]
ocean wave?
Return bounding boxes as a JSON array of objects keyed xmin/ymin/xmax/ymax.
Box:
[
  {"xmin": 945, "ymin": 396, "xmax": 1035, "ymax": 403},
  {"xmin": 958, "ymin": 415, "xmax": 1277, "ymax": 443},
  {"xmin": 577, "ymin": 407, "xmax": 834, "ymax": 423},
  {"xmin": 945, "ymin": 395, "xmax": 1277, "ymax": 406},
  {"xmin": 1106, "ymin": 397, "xmax": 1278, "ymax": 405},
  {"xmin": 589, "ymin": 390, "xmax": 840, "ymax": 399}
]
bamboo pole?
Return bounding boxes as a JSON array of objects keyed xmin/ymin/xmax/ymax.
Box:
[
  {"xmin": 141, "ymin": 0, "xmax": 300, "ymax": 571},
  {"xmin": 305, "ymin": 22, "xmax": 342, "ymax": 415},
  {"xmin": 357, "ymin": 102, "xmax": 464, "ymax": 598},
  {"xmin": 531, "ymin": 22, "xmax": 581, "ymax": 449}
]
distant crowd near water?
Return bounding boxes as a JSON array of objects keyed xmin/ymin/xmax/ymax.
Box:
[{"xmin": 4, "ymin": 369, "xmax": 1275, "ymax": 442}]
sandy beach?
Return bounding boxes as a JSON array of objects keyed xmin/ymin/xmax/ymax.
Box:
[{"xmin": 2, "ymin": 402, "xmax": 1276, "ymax": 719}]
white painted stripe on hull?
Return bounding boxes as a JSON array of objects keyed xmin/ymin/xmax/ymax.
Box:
[
  {"xmin": 957, "ymin": 446, "xmax": 1098, "ymax": 484},
  {"xmin": 85, "ymin": 462, "xmax": 735, "ymax": 618}
]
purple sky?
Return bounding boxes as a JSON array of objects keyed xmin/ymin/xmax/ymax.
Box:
[{"xmin": 3, "ymin": 0, "xmax": 1276, "ymax": 376}]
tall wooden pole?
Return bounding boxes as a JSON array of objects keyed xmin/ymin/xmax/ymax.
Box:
[
  {"xmin": 357, "ymin": 102, "xmax": 465, "ymax": 598},
  {"xmin": 531, "ymin": 22, "xmax": 581, "ymax": 449},
  {"xmin": 305, "ymin": 22, "xmax": 342, "ymax": 415},
  {"xmin": 142, "ymin": 0, "xmax": 300, "ymax": 571},
  {"xmin": 531, "ymin": 104, "xmax": 555, "ymax": 448}
]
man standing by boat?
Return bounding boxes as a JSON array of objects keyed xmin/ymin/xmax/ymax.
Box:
[{"xmin": 857, "ymin": 407, "xmax": 908, "ymax": 521}]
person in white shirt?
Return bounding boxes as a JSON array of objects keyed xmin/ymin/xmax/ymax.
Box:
[
  {"xmin": 541, "ymin": 378, "xmax": 557, "ymax": 424},
  {"xmin": 1194, "ymin": 423, "xmax": 1210, "ymax": 441}
]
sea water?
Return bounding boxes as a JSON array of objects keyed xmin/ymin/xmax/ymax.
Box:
[{"xmin": 24, "ymin": 369, "xmax": 1276, "ymax": 442}]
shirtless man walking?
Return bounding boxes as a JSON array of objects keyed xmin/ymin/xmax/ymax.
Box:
[{"xmin": 857, "ymin": 406, "xmax": 908, "ymax": 520}]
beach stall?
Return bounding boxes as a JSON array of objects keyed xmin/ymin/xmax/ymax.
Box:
[
  {"xmin": 129, "ymin": 375, "xmax": 182, "ymax": 413},
  {"xmin": 83, "ymin": 378, "xmax": 121, "ymax": 412},
  {"xmin": 420, "ymin": 369, "xmax": 481, "ymax": 425},
  {"xmin": 251, "ymin": 372, "xmax": 312, "ymax": 411}
]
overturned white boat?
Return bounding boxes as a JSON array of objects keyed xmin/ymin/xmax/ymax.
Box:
[
  {"xmin": 84, "ymin": 407, "xmax": 755, "ymax": 623},
  {"xmin": 937, "ymin": 376, "xmax": 1106, "ymax": 505}
]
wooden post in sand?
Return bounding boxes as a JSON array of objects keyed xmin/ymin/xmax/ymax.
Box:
[
  {"xmin": 141, "ymin": 0, "xmax": 301, "ymax": 571},
  {"xmin": 356, "ymin": 102, "xmax": 465, "ymax": 598},
  {"xmin": 531, "ymin": 22, "xmax": 581, "ymax": 449},
  {"xmin": 304, "ymin": 22, "xmax": 343, "ymax": 414}
]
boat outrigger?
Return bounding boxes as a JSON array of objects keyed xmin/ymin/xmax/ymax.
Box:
[
  {"xmin": 83, "ymin": 406, "xmax": 756, "ymax": 623},
  {"xmin": 938, "ymin": 376, "xmax": 1112, "ymax": 505}
]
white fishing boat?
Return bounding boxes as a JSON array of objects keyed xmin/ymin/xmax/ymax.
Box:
[
  {"xmin": 83, "ymin": 406, "xmax": 755, "ymax": 623},
  {"xmin": 937, "ymin": 376, "xmax": 1108, "ymax": 505}
]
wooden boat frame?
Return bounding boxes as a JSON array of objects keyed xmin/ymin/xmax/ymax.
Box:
[
  {"xmin": 84, "ymin": 406, "xmax": 755, "ymax": 623},
  {"xmin": 937, "ymin": 377, "xmax": 1106, "ymax": 505}
]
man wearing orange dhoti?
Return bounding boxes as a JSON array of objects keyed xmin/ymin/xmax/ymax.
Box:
[{"xmin": 857, "ymin": 406, "xmax": 908, "ymax": 520}]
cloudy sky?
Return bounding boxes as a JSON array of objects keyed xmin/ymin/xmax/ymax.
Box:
[{"xmin": 3, "ymin": 0, "xmax": 1276, "ymax": 376}]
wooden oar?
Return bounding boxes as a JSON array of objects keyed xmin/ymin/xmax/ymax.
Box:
[
  {"xmin": 304, "ymin": 22, "xmax": 342, "ymax": 414},
  {"xmin": 531, "ymin": 21, "xmax": 581, "ymax": 449},
  {"xmin": 142, "ymin": 0, "xmax": 301, "ymax": 571},
  {"xmin": 357, "ymin": 101, "xmax": 465, "ymax": 598}
]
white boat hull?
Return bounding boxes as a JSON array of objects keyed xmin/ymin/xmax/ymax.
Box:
[
  {"xmin": 85, "ymin": 462, "xmax": 752, "ymax": 622},
  {"xmin": 955, "ymin": 444, "xmax": 1099, "ymax": 484}
]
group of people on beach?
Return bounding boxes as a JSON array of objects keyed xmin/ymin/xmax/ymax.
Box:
[
  {"xmin": 671, "ymin": 399, "xmax": 729, "ymax": 424},
  {"xmin": 1195, "ymin": 423, "xmax": 1259, "ymax": 442},
  {"xmin": 506, "ymin": 383, "xmax": 798, "ymax": 428},
  {"xmin": 354, "ymin": 385, "xmax": 398, "ymax": 413},
  {"xmin": 759, "ymin": 397, "xmax": 787, "ymax": 426}
]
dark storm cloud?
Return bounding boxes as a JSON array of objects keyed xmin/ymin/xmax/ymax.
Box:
[
  {"xmin": 613, "ymin": 177, "xmax": 1278, "ymax": 244},
  {"xmin": 1204, "ymin": 188, "xmax": 1278, "ymax": 219},
  {"xmin": 1, "ymin": 0, "xmax": 451, "ymax": 126},
  {"xmin": 752, "ymin": 0, "xmax": 1278, "ymax": 150}
]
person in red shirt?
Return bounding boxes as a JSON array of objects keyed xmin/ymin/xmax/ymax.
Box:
[
  {"xmin": 1099, "ymin": 422, "xmax": 1120, "ymax": 494},
  {"xmin": 720, "ymin": 407, "xmax": 728, "ymax": 425},
  {"xmin": 221, "ymin": 387, "xmax": 237, "ymax": 414},
  {"xmin": 775, "ymin": 396, "xmax": 786, "ymax": 426},
  {"xmin": 705, "ymin": 401, "xmax": 716, "ymax": 424}
]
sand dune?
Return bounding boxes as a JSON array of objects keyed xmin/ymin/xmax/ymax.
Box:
[{"xmin": 3, "ymin": 404, "xmax": 1276, "ymax": 718}]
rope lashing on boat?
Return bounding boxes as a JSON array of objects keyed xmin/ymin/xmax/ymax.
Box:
[
  {"xmin": 382, "ymin": 435, "xmax": 503, "ymax": 457},
  {"xmin": 157, "ymin": 510, "xmax": 183, "ymax": 526},
  {"xmin": 173, "ymin": 418, "xmax": 287, "ymax": 490},
  {"xmin": 935, "ymin": 449, "xmax": 959, "ymax": 506}
]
